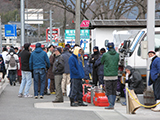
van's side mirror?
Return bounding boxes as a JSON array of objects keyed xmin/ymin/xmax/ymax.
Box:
[
  {"xmin": 105, "ymin": 40, "xmax": 109, "ymax": 47},
  {"xmin": 141, "ymin": 41, "xmax": 148, "ymax": 59},
  {"xmin": 123, "ymin": 40, "xmax": 130, "ymax": 49}
]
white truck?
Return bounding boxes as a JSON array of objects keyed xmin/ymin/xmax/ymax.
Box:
[{"xmin": 118, "ymin": 27, "xmax": 160, "ymax": 87}]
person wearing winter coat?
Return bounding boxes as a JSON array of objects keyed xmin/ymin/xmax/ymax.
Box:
[
  {"xmin": 83, "ymin": 54, "xmax": 91, "ymax": 80},
  {"xmin": 18, "ymin": 43, "xmax": 33, "ymax": 98},
  {"xmin": 101, "ymin": 42, "xmax": 119, "ymax": 109},
  {"xmin": 29, "ymin": 43, "xmax": 50, "ymax": 99},
  {"xmin": 52, "ymin": 48, "xmax": 64, "ymax": 103},
  {"xmin": 5, "ymin": 48, "xmax": 20, "ymax": 86},
  {"xmin": 94, "ymin": 48, "xmax": 106, "ymax": 86},
  {"xmin": 47, "ymin": 52, "xmax": 55, "ymax": 94},
  {"xmin": 148, "ymin": 51, "xmax": 160, "ymax": 112},
  {"xmin": 89, "ymin": 46, "xmax": 100, "ymax": 86},
  {"xmin": 0, "ymin": 54, "xmax": 5, "ymax": 81},
  {"xmin": 61, "ymin": 47, "xmax": 72, "ymax": 95},
  {"xmin": 68, "ymin": 47, "xmax": 87, "ymax": 107},
  {"xmin": 125, "ymin": 65, "xmax": 144, "ymax": 94}
]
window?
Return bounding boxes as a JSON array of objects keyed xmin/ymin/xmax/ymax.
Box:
[{"xmin": 137, "ymin": 32, "xmax": 160, "ymax": 56}]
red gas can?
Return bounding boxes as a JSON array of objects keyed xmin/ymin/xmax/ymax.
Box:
[
  {"xmin": 83, "ymin": 94, "xmax": 87, "ymax": 102},
  {"xmin": 96, "ymin": 96, "xmax": 110, "ymax": 107},
  {"xmin": 86, "ymin": 92, "xmax": 91, "ymax": 103}
]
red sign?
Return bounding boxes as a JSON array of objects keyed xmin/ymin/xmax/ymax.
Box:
[
  {"xmin": 46, "ymin": 28, "xmax": 60, "ymax": 42},
  {"xmin": 80, "ymin": 20, "xmax": 90, "ymax": 27}
]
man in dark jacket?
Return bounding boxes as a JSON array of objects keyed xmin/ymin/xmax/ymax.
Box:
[
  {"xmin": 61, "ymin": 47, "xmax": 72, "ymax": 95},
  {"xmin": 89, "ymin": 46, "xmax": 100, "ymax": 86},
  {"xmin": 94, "ymin": 48, "xmax": 106, "ymax": 86},
  {"xmin": 29, "ymin": 43, "xmax": 50, "ymax": 99},
  {"xmin": 52, "ymin": 48, "xmax": 64, "ymax": 103},
  {"xmin": 69, "ymin": 47, "xmax": 87, "ymax": 107},
  {"xmin": 125, "ymin": 65, "xmax": 144, "ymax": 94},
  {"xmin": 101, "ymin": 42, "xmax": 119, "ymax": 109},
  {"xmin": 148, "ymin": 51, "xmax": 160, "ymax": 112},
  {"xmin": 18, "ymin": 43, "xmax": 33, "ymax": 98}
]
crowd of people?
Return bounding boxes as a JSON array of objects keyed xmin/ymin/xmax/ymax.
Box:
[{"xmin": 0, "ymin": 42, "xmax": 159, "ymax": 111}]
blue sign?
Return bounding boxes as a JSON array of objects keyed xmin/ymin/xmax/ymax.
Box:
[{"xmin": 5, "ymin": 24, "xmax": 17, "ymax": 37}]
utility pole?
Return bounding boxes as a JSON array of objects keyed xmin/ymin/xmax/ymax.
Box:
[
  {"xmin": 75, "ymin": 0, "xmax": 80, "ymax": 45},
  {"xmin": 50, "ymin": 10, "xmax": 52, "ymax": 45},
  {"xmin": 21, "ymin": 0, "xmax": 25, "ymax": 47},
  {"xmin": 0, "ymin": 16, "xmax": 2, "ymax": 53},
  {"xmin": 146, "ymin": 0, "xmax": 155, "ymax": 90}
]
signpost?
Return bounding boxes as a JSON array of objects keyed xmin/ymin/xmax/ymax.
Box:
[
  {"xmin": 65, "ymin": 29, "xmax": 90, "ymax": 53},
  {"xmin": 46, "ymin": 28, "xmax": 60, "ymax": 42},
  {"xmin": 4, "ymin": 24, "xmax": 17, "ymax": 38}
]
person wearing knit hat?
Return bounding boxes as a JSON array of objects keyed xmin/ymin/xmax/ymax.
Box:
[
  {"xmin": 61, "ymin": 46, "xmax": 72, "ymax": 96},
  {"xmin": 52, "ymin": 47, "xmax": 64, "ymax": 103},
  {"xmin": 89, "ymin": 46, "xmax": 100, "ymax": 86},
  {"xmin": 101, "ymin": 42, "xmax": 119, "ymax": 109},
  {"xmin": 29, "ymin": 43, "xmax": 50, "ymax": 99},
  {"xmin": 94, "ymin": 48, "xmax": 106, "ymax": 86},
  {"xmin": 148, "ymin": 50, "xmax": 160, "ymax": 112}
]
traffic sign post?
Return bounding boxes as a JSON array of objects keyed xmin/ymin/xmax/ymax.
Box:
[
  {"xmin": 5, "ymin": 24, "xmax": 17, "ymax": 37},
  {"xmin": 46, "ymin": 28, "xmax": 60, "ymax": 43}
]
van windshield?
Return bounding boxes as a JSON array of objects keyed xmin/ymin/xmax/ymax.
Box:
[{"xmin": 130, "ymin": 31, "xmax": 145, "ymax": 52}]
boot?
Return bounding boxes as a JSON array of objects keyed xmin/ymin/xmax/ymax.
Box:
[
  {"xmin": 70, "ymin": 98, "xmax": 78, "ymax": 107},
  {"xmin": 78, "ymin": 100, "xmax": 88, "ymax": 106},
  {"xmin": 105, "ymin": 95, "xmax": 114, "ymax": 109},
  {"xmin": 151, "ymin": 100, "xmax": 160, "ymax": 112}
]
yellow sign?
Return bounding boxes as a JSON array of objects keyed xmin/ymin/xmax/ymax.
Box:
[{"xmin": 58, "ymin": 43, "xmax": 65, "ymax": 48}]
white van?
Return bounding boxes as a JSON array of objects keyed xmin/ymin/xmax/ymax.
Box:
[{"xmin": 118, "ymin": 27, "xmax": 160, "ymax": 84}]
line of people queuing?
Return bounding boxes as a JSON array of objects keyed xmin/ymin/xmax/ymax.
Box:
[{"xmin": 1, "ymin": 42, "xmax": 159, "ymax": 111}]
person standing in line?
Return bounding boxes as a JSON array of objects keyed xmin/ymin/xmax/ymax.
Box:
[
  {"xmin": 94, "ymin": 48, "xmax": 106, "ymax": 86},
  {"xmin": 52, "ymin": 48, "xmax": 64, "ymax": 103},
  {"xmin": 61, "ymin": 46, "xmax": 72, "ymax": 96},
  {"xmin": 89, "ymin": 46, "xmax": 100, "ymax": 86},
  {"xmin": 5, "ymin": 48, "xmax": 20, "ymax": 86},
  {"xmin": 47, "ymin": 45, "xmax": 55, "ymax": 58},
  {"xmin": 29, "ymin": 43, "xmax": 50, "ymax": 99},
  {"xmin": 47, "ymin": 50, "xmax": 55, "ymax": 94},
  {"xmin": 18, "ymin": 43, "xmax": 33, "ymax": 98},
  {"xmin": 68, "ymin": 47, "xmax": 87, "ymax": 107},
  {"xmin": 101, "ymin": 42, "xmax": 119, "ymax": 109},
  {"xmin": 0, "ymin": 54, "xmax": 5, "ymax": 81},
  {"xmin": 148, "ymin": 51, "xmax": 160, "ymax": 112},
  {"xmin": 2, "ymin": 47, "xmax": 8, "ymax": 64}
]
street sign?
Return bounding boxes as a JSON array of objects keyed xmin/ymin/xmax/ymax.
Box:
[
  {"xmin": 80, "ymin": 20, "xmax": 90, "ymax": 27},
  {"xmin": 5, "ymin": 24, "xmax": 17, "ymax": 37},
  {"xmin": 65, "ymin": 29, "xmax": 90, "ymax": 53},
  {"xmin": 46, "ymin": 28, "xmax": 60, "ymax": 42}
]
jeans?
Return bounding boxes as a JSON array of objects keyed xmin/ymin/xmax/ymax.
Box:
[
  {"xmin": 19, "ymin": 71, "xmax": 32, "ymax": 95},
  {"xmin": 33, "ymin": 69, "xmax": 46, "ymax": 96},
  {"xmin": 9, "ymin": 70, "xmax": 17, "ymax": 85},
  {"xmin": 69, "ymin": 79, "xmax": 83, "ymax": 102}
]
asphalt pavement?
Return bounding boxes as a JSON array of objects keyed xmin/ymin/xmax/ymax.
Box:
[{"xmin": 0, "ymin": 79, "xmax": 160, "ymax": 120}]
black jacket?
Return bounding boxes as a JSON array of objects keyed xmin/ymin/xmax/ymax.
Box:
[
  {"xmin": 126, "ymin": 66, "xmax": 144, "ymax": 94},
  {"xmin": 20, "ymin": 49, "xmax": 31, "ymax": 71},
  {"xmin": 89, "ymin": 51, "xmax": 100, "ymax": 68},
  {"xmin": 52, "ymin": 54, "xmax": 64, "ymax": 75}
]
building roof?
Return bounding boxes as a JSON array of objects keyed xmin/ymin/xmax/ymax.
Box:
[{"xmin": 89, "ymin": 19, "xmax": 160, "ymax": 28}]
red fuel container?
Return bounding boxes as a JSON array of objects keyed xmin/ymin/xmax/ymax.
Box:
[
  {"xmin": 96, "ymin": 96, "xmax": 110, "ymax": 107},
  {"xmin": 86, "ymin": 92, "xmax": 91, "ymax": 103}
]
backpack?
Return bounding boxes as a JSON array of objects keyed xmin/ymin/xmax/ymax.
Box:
[{"xmin": 9, "ymin": 55, "xmax": 16, "ymax": 67}]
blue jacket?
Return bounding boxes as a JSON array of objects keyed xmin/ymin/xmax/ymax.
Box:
[
  {"xmin": 29, "ymin": 48, "xmax": 50, "ymax": 70},
  {"xmin": 62, "ymin": 51, "xmax": 72, "ymax": 74},
  {"xmin": 83, "ymin": 59, "xmax": 91, "ymax": 79},
  {"xmin": 149, "ymin": 56, "xmax": 160, "ymax": 85},
  {"xmin": 69, "ymin": 54, "xmax": 84, "ymax": 79},
  {"xmin": 94, "ymin": 54, "xmax": 104, "ymax": 76}
]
